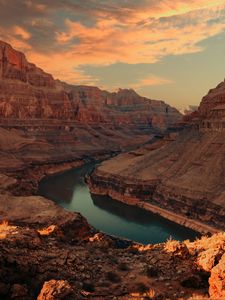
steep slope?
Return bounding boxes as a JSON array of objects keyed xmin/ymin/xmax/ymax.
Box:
[
  {"xmin": 88, "ymin": 80, "xmax": 225, "ymax": 232},
  {"xmin": 0, "ymin": 41, "xmax": 181, "ymax": 171},
  {"xmin": 0, "ymin": 40, "xmax": 75, "ymax": 119}
]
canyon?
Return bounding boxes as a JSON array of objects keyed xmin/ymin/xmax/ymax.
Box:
[
  {"xmin": 0, "ymin": 40, "xmax": 181, "ymax": 173},
  {"xmin": 0, "ymin": 40, "xmax": 225, "ymax": 299},
  {"xmin": 1, "ymin": 169, "xmax": 225, "ymax": 299},
  {"xmin": 88, "ymin": 80, "xmax": 225, "ymax": 233}
]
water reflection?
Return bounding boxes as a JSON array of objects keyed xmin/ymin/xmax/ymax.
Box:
[
  {"xmin": 39, "ymin": 164, "xmax": 200, "ymax": 244},
  {"xmin": 40, "ymin": 164, "xmax": 93, "ymax": 203},
  {"xmin": 91, "ymin": 194, "xmax": 200, "ymax": 241}
]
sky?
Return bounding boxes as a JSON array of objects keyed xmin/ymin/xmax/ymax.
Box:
[{"xmin": 0, "ymin": 0, "xmax": 225, "ymax": 110}]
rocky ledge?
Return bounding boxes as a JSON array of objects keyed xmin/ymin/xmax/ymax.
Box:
[{"xmin": 1, "ymin": 197, "xmax": 225, "ymax": 299}]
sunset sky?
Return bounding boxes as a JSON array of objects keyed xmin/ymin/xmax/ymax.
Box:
[{"xmin": 1, "ymin": 0, "xmax": 225, "ymax": 110}]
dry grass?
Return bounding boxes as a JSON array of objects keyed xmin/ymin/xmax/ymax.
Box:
[
  {"xmin": 38, "ymin": 225, "xmax": 57, "ymax": 236},
  {"xmin": 129, "ymin": 288, "xmax": 156, "ymax": 299},
  {"xmin": 0, "ymin": 220, "xmax": 17, "ymax": 239},
  {"xmin": 185, "ymin": 232, "xmax": 225, "ymax": 255}
]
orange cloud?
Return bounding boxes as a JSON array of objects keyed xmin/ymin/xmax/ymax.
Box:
[
  {"xmin": 133, "ymin": 0, "xmax": 225, "ymax": 20},
  {"xmin": 52, "ymin": 2, "xmax": 225, "ymax": 68},
  {"xmin": 13, "ymin": 26, "xmax": 31, "ymax": 40},
  {"xmin": 100, "ymin": 75, "xmax": 174, "ymax": 93},
  {"xmin": 26, "ymin": 51, "xmax": 100, "ymax": 85},
  {"xmin": 134, "ymin": 75, "xmax": 174, "ymax": 88},
  {"xmin": 1, "ymin": 0, "xmax": 225, "ymax": 85}
]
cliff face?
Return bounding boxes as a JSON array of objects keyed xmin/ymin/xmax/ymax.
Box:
[
  {"xmin": 0, "ymin": 41, "xmax": 181, "ymax": 128},
  {"xmin": 0, "ymin": 40, "xmax": 182, "ymax": 171},
  {"xmin": 198, "ymin": 80, "xmax": 225, "ymax": 119},
  {"xmin": 88, "ymin": 81, "xmax": 225, "ymax": 232},
  {"xmin": 183, "ymin": 80, "xmax": 225, "ymax": 129},
  {"xmin": 70, "ymin": 86, "xmax": 180, "ymax": 128},
  {"xmin": 0, "ymin": 40, "xmax": 180, "ymax": 126},
  {"xmin": 0, "ymin": 41, "xmax": 76, "ymax": 120},
  {"xmin": 0, "ymin": 41, "xmax": 55, "ymax": 87}
]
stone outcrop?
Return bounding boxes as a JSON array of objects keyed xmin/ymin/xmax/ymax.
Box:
[
  {"xmin": 209, "ymin": 253, "xmax": 225, "ymax": 299},
  {"xmin": 198, "ymin": 79, "xmax": 225, "ymax": 119},
  {"xmin": 0, "ymin": 193, "xmax": 92, "ymax": 239},
  {"xmin": 37, "ymin": 280, "xmax": 75, "ymax": 300},
  {"xmin": 192, "ymin": 79, "xmax": 225, "ymax": 131},
  {"xmin": 1, "ymin": 204, "xmax": 225, "ymax": 300}
]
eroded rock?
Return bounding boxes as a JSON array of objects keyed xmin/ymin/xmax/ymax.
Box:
[{"xmin": 37, "ymin": 280, "xmax": 74, "ymax": 300}]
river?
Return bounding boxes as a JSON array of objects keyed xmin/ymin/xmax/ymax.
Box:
[{"xmin": 39, "ymin": 163, "xmax": 199, "ymax": 244}]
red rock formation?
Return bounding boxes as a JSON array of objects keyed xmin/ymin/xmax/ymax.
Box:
[
  {"xmin": 198, "ymin": 80, "xmax": 225, "ymax": 118},
  {"xmin": 195, "ymin": 80, "xmax": 225, "ymax": 131},
  {"xmin": 182, "ymin": 80, "xmax": 225, "ymax": 129},
  {"xmin": 87, "ymin": 79, "xmax": 225, "ymax": 233},
  {"xmin": 0, "ymin": 41, "xmax": 55, "ymax": 87},
  {"xmin": 0, "ymin": 41, "xmax": 76, "ymax": 120},
  {"xmin": 0, "ymin": 40, "xmax": 181, "ymax": 126},
  {"xmin": 37, "ymin": 280, "xmax": 74, "ymax": 300},
  {"xmin": 0, "ymin": 40, "xmax": 182, "ymax": 172},
  {"xmin": 209, "ymin": 253, "xmax": 225, "ymax": 299}
]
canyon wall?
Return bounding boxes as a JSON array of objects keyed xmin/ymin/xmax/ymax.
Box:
[
  {"xmin": 196, "ymin": 79, "xmax": 225, "ymax": 131},
  {"xmin": 0, "ymin": 40, "xmax": 180, "ymax": 126},
  {"xmin": 0, "ymin": 40, "xmax": 181, "ymax": 171},
  {"xmin": 88, "ymin": 81, "xmax": 225, "ymax": 232}
]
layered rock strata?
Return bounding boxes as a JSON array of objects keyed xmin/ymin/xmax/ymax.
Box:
[
  {"xmin": 188, "ymin": 79, "xmax": 225, "ymax": 131},
  {"xmin": 0, "ymin": 40, "xmax": 181, "ymax": 172},
  {"xmin": 0, "ymin": 40, "xmax": 180, "ymax": 125},
  {"xmin": 88, "ymin": 81, "xmax": 225, "ymax": 233},
  {"xmin": 2, "ymin": 40, "xmax": 225, "ymax": 299}
]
